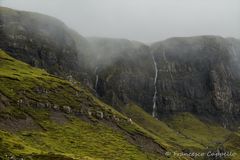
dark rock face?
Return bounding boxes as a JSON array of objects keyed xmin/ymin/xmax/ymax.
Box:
[
  {"xmin": 0, "ymin": 7, "xmax": 91, "ymax": 82},
  {"xmin": 151, "ymin": 36, "xmax": 240, "ymax": 127},
  {"xmin": 87, "ymin": 38, "xmax": 155, "ymax": 112},
  {"xmin": 87, "ymin": 36, "xmax": 240, "ymax": 128}
]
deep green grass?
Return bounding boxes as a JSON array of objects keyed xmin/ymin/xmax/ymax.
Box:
[
  {"xmin": 223, "ymin": 131, "xmax": 240, "ymax": 160},
  {"xmin": 122, "ymin": 103, "xmax": 235, "ymax": 160},
  {"xmin": 122, "ymin": 104, "xmax": 205, "ymax": 151},
  {"xmin": 166, "ymin": 112, "xmax": 230, "ymax": 148},
  {"xmin": 8, "ymin": 117, "xmax": 151, "ymax": 159},
  {"xmin": 0, "ymin": 49, "xmax": 168, "ymax": 160}
]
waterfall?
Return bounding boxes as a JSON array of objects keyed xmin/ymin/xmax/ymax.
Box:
[
  {"xmin": 95, "ymin": 67, "xmax": 99, "ymax": 90},
  {"xmin": 163, "ymin": 49, "xmax": 167, "ymax": 61},
  {"xmin": 95, "ymin": 75, "xmax": 99, "ymax": 90},
  {"xmin": 152, "ymin": 54, "xmax": 158, "ymax": 118},
  {"xmin": 230, "ymin": 46, "xmax": 237, "ymax": 57}
]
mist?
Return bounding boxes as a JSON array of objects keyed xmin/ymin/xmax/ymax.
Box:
[{"xmin": 1, "ymin": 0, "xmax": 240, "ymax": 43}]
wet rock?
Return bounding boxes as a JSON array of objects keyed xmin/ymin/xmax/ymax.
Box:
[
  {"xmin": 36, "ymin": 102, "xmax": 45, "ymax": 108},
  {"xmin": 88, "ymin": 110, "xmax": 92, "ymax": 116},
  {"xmin": 17, "ymin": 99, "xmax": 23, "ymax": 107},
  {"xmin": 75, "ymin": 91, "xmax": 79, "ymax": 97},
  {"xmin": 45, "ymin": 102, "xmax": 51, "ymax": 108},
  {"xmin": 34, "ymin": 87, "xmax": 48, "ymax": 94},
  {"xmin": 0, "ymin": 93, "xmax": 10, "ymax": 108},
  {"xmin": 113, "ymin": 115, "xmax": 119, "ymax": 121},
  {"xmin": 52, "ymin": 104, "xmax": 60, "ymax": 111},
  {"xmin": 128, "ymin": 118, "xmax": 133, "ymax": 124},
  {"xmin": 96, "ymin": 111, "xmax": 104, "ymax": 119},
  {"xmin": 62, "ymin": 105, "xmax": 71, "ymax": 114},
  {"xmin": 67, "ymin": 75, "xmax": 73, "ymax": 82}
]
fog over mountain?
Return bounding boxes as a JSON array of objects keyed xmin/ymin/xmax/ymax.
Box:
[
  {"xmin": 1, "ymin": 3, "xmax": 240, "ymax": 159},
  {"xmin": 1, "ymin": 0, "xmax": 240, "ymax": 42}
]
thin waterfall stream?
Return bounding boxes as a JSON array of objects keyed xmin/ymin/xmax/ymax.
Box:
[
  {"xmin": 152, "ymin": 54, "xmax": 158, "ymax": 117},
  {"xmin": 95, "ymin": 66, "xmax": 99, "ymax": 91}
]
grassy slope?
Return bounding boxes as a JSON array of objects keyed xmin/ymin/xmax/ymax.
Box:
[
  {"xmin": 122, "ymin": 104, "xmax": 204, "ymax": 150},
  {"xmin": 166, "ymin": 113, "xmax": 230, "ymax": 148},
  {"xmin": 223, "ymin": 131, "xmax": 240, "ymax": 160},
  {"xmin": 0, "ymin": 118, "xmax": 151, "ymax": 160},
  {"xmin": 122, "ymin": 103, "xmax": 239, "ymax": 160},
  {"xmin": 0, "ymin": 49, "xmax": 168, "ymax": 160}
]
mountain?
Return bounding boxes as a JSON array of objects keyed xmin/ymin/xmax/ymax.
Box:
[
  {"xmin": 86, "ymin": 36, "xmax": 240, "ymax": 129},
  {"xmin": 87, "ymin": 37, "xmax": 155, "ymax": 112},
  {"xmin": 151, "ymin": 36, "xmax": 240, "ymax": 128},
  {"xmin": 1, "ymin": 49, "xmax": 239, "ymax": 160},
  {"xmin": 1, "ymin": 6, "xmax": 240, "ymax": 159},
  {"xmin": 0, "ymin": 7, "xmax": 91, "ymax": 82}
]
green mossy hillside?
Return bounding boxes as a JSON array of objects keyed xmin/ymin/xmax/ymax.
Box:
[
  {"xmin": 223, "ymin": 131, "xmax": 240, "ymax": 160},
  {"xmin": 122, "ymin": 103, "xmax": 238, "ymax": 160},
  {"xmin": 0, "ymin": 49, "xmax": 167, "ymax": 160},
  {"xmin": 166, "ymin": 112, "xmax": 230, "ymax": 148},
  {"xmin": 0, "ymin": 116, "xmax": 155, "ymax": 160}
]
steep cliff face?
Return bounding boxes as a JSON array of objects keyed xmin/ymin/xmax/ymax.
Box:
[
  {"xmin": 0, "ymin": 7, "xmax": 91, "ymax": 82},
  {"xmin": 87, "ymin": 38, "xmax": 155, "ymax": 112},
  {"xmin": 87, "ymin": 36, "xmax": 240, "ymax": 128},
  {"xmin": 151, "ymin": 36, "xmax": 240, "ymax": 127}
]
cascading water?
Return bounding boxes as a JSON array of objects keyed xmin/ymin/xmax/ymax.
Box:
[
  {"xmin": 95, "ymin": 67, "xmax": 99, "ymax": 91},
  {"xmin": 151, "ymin": 54, "xmax": 158, "ymax": 118},
  {"xmin": 231, "ymin": 46, "xmax": 237, "ymax": 57}
]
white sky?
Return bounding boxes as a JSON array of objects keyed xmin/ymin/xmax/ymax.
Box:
[{"xmin": 1, "ymin": 0, "xmax": 240, "ymax": 42}]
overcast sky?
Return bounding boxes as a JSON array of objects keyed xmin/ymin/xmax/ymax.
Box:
[{"xmin": 1, "ymin": 0, "xmax": 240, "ymax": 42}]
